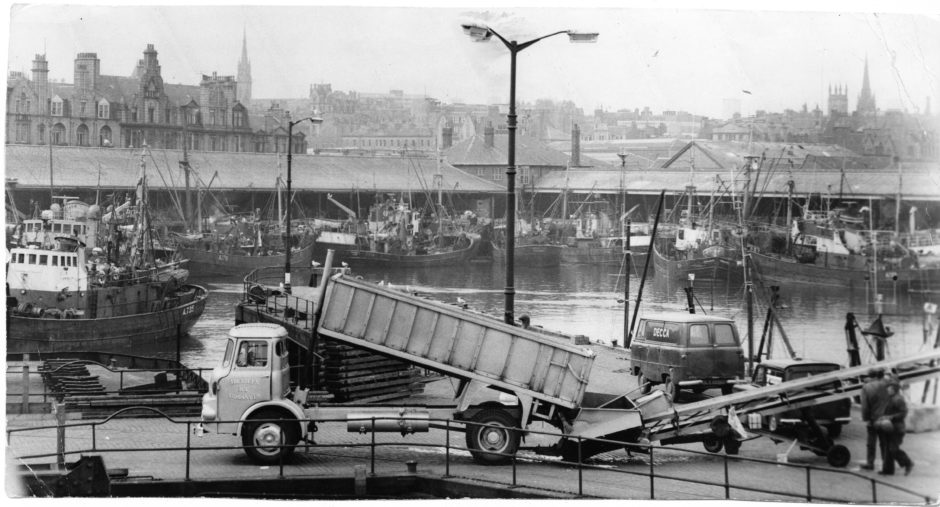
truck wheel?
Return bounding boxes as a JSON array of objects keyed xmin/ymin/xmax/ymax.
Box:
[
  {"xmin": 242, "ymin": 410, "xmax": 300, "ymax": 465},
  {"xmin": 826, "ymin": 423, "xmax": 843, "ymax": 439},
  {"xmin": 465, "ymin": 408, "xmax": 520, "ymax": 466},
  {"xmin": 826, "ymin": 444, "xmax": 851, "ymax": 468},
  {"xmin": 703, "ymin": 435, "xmax": 723, "ymax": 453},
  {"xmin": 638, "ymin": 373, "xmax": 652, "ymax": 394}
]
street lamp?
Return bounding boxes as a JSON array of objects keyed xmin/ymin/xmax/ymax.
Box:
[
  {"xmin": 462, "ymin": 23, "xmax": 597, "ymax": 325},
  {"xmin": 284, "ymin": 115, "xmax": 323, "ymax": 294}
]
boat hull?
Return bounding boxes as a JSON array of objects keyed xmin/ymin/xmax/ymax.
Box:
[
  {"xmin": 560, "ymin": 244, "xmax": 649, "ymax": 266},
  {"xmin": 178, "ymin": 241, "xmax": 316, "ymax": 277},
  {"xmin": 6, "ymin": 285, "xmax": 209, "ymax": 354},
  {"xmin": 491, "ymin": 242, "xmax": 563, "ymax": 268},
  {"xmin": 345, "ymin": 237, "xmax": 480, "ymax": 268},
  {"xmin": 652, "ymin": 241, "xmax": 731, "ymax": 281},
  {"xmin": 750, "ymin": 251, "xmax": 940, "ymax": 291}
]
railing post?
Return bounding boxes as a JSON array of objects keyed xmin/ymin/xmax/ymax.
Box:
[
  {"xmin": 21, "ymin": 363, "xmax": 29, "ymax": 413},
  {"xmin": 723, "ymin": 453, "xmax": 730, "ymax": 499},
  {"xmin": 370, "ymin": 417, "xmax": 376, "ymax": 476},
  {"xmin": 54, "ymin": 401, "xmax": 66, "ymax": 469},
  {"xmin": 649, "ymin": 443, "xmax": 655, "ymax": 500},
  {"xmin": 805, "ymin": 466, "xmax": 812, "ymax": 502},
  {"xmin": 444, "ymin": 420, "xmax": 452, "ymax": 478},
  {"xmin": 279, "ymin": 429, "xmax": 285, "ymax": 478},
  {"xmin": 185, "ymin": 421, "xmax": 191, "ymax": 481},
  {"xmin": 871, "ymin": 479, "xmax": 877, "ymax": 504},
  {"xmin": 92, "ymin": 423, "xmax": 97, "ymax": 450},
  {"xmin": 577, "ymin": 436, "xmax": 583, "ymax": 497},
  {"xmin": 511, "ymin": 451, "xmax": 517, "ymax": 488}
]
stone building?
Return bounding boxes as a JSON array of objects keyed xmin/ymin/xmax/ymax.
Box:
[{"xmin": 6, "ymin": 44, "xmax": 310, "ymax": 155}]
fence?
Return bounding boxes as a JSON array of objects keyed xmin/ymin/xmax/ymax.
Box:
[{"xmin": 6, "ymin": 408, "xmax": 933, "ymax": 503}]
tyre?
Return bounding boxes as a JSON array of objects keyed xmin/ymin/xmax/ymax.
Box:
[
  {"xmin": 826, "ymin": 444, "xmax": 851, "ymax": 468},
  {"xmin": 242, "ymin": 409, "xmax": 300, "ymax": 465},
  {"xmin": 638, "ymin": 373, "xmax": 652, "ymax": 394},
  {"xmin": 703, "ymin": 435, "xmax": 723, "ymax": 453},
  {"xmin": 826, "ymin": 423, "xmax": 843, "ymax": 439},
  {"xmin": 465, "ymin": 408, "xmax": 520, "ymax": 466},
  {"xmin": 724, "ymin": 438, "xmax": 741, "ymax": 455}
]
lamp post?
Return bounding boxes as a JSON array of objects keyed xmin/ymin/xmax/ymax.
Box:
[
  {"xmin": 462, "ymin": 23, "xmax": 597, "ymax": 325},
  {"xmin": 284, "ymin": 116, "xmax": 323, "ymax": 294}
]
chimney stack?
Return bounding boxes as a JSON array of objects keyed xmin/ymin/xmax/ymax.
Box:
[
  {"xmin": 31, "ymin": 54, "xmax": 49, "ymax": 112},
  {"xmin": 442, "ymin": 126, "xmax": 453, "ymax": 149},
  {"xmin": 571, "ymin": 123, "xmax": 581, "ymax": 167},
  {"xmin": 484, "ymin": 124, "xmax": 494, "ymax": 148}
]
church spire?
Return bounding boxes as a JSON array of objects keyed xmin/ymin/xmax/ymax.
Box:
[
  {"xmin": 237, "ymin": 26, "xmax": 252, "ymax": 105},
  {"xmin": 857, "ymin": 55, "xmax": 876, "ymax": 115}
]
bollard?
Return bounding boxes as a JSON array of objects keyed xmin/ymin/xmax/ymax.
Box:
[
  {"xmin": 21, "ymin": 363, "xmax": 30, "ymax": 413},
  {"xmin": 354, "ymin": 465, "xmax": 367, "ymax": 496},
  {"xmin": 54, "ymin": 401, "xmax": 66, "ymax": 469}
]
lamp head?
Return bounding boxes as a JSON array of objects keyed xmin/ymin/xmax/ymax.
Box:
[
  {"xmin": 461, "ymin": 23, "xmax": 492, "ymax": 42},
  {"xmin": 567, "ymin": 31, "xmax": 599, "ymax": 43}
]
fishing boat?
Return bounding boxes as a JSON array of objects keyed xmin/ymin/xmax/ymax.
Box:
[
  {"xmin": 491, "ymin": 232, "xmax": 563, "ymax": 268},
  {"xmin": 5, "ymin": 156, "xmax": 208, "ymax": 354},
  {"xmin": 173, "ymin": 220, "xmax": 316, "ymax": 277},
  {"xmin": 559, "ymin": 215, "xmax": 653, "ymax": 267},
  {"xmin": 314, "ymin": 194, "xmax": 481, "ymax": 268},
  {"xmin": 750, "ymin": 208, "xmax": 939, "ymax": 291}
]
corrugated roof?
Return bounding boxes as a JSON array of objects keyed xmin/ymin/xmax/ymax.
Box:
[
  {"xmin": 444, "ymin": 133, "xmax": 571, "ymax": 167},
  {"xmin": 4, "ymin": 145, "xmax": 504, "ymax": 194},
  {"xmin": 533, "ymin": 166, "xmax": 940, "ymax": 201}
]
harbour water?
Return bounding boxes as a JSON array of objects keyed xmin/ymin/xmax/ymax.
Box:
[{"xmin": 171, "ymin": 262, "xmax": 938, "ymax": 371}]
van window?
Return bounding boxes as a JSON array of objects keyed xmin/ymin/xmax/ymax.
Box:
[
  {"xmin": 689, "ymin": 324, "xmax": 710, "ymax": 346},
  {"xmin": 276, "ymin": 340, "xmax": 287, "ymax": 358},
  {"xmin": 714, "ymin": 323, "xmax": 737, "ymax": 345},
  {"xmin": 643, "ymin": 321, "xmax": 680, "ymax": 344},
  {"xmin": 222, "ymin": 339, "xmax": 235, "ymax": 368}
]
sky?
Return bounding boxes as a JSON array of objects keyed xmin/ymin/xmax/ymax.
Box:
[{"xmin": 3, "ymin": 1, "xmax": 939, "ymax": 120}]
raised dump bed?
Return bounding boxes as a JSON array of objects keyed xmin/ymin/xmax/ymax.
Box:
[{"xmin": 317, "ymin": 274, "xmax": 594, "ymax": 410}]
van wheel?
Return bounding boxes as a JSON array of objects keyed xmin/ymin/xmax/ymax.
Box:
[
  {"xmin": 638, "ymin": 373, "xmax": 652, "ymax": 394},
  {"xmin": 703, "ymin": 435, "xmax": 723, "ymax": 453},
  {"xmin": 242, "ymin": 409, "xmax": 300, "ymax": 465},
  {"xmin": 664, "ymin": 376, "xmax": 681, "ymax": 403},
  {"xmin": 465, "ymin": 408, "xmax": 520, "ymax": 466}
]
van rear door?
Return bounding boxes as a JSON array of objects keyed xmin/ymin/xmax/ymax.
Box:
[{"xmin": 712, "ymin": 322, "xmax": 743, "ymax": 377}]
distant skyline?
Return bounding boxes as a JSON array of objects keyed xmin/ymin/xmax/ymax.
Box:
[{"xmin": 4, "ymin": 2, "xmax": 939, "ymax": 120}]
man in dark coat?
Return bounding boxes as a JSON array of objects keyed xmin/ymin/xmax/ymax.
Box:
[
  {"xmin": 860, "ymin": 368, "xmax": 889, "ymax": 470},
  {"xmin": 880, "ymin": 380, "xmax": 913, "ymax": 476}
]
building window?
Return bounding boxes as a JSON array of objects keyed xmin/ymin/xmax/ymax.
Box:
[
  {"xmin": 80, "ymin": 101, "xmax": 87, "ymax": 116},
  {"xmin": 51, "ymin": 98, "xmax": 63, "ymax": 116},
  {"xmin": 51, "ymin": 124, "xmax": 66, "ymax": 145},
  {"xmin": 477, "ymin": 168, "xmax": 486, "ymax": 177},
  {"xmin": 38, "ymin": 124, "xmax": 45, "ymax": 144},
  {"xmin": 234, "ymin": 112, "xmax": 243, "ymax": 127},
  {"xmin": 76, "ymin": 124, "xmax": 89, "ymax": 146},
  {"xmin": 100, "ymin": 126, "xmax": 112, "ymax": 147},
  {"xmin": 97, "ymin": 101, "xmax": 109, "ymax": 119},
  {"xmin": 15, "ymin": 123, "xmax": 28, "ymax": 143},
  {"xmin": 493, "ymin": 168, "xmax": 503, "ymax": 181},
  {"xmin": 519, "ymin": 166, "xmax": 530, "ymax": 185},
  {"xmin": 148, "ymin": 107, "xmax": 155, "ymax": 123}
]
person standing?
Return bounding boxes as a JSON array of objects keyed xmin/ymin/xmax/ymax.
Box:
[
  {"xmin": 860, "ymin": 368, "xmax": 889, "ymax": 470},
  {"xmin": 880, "ymin": 380, "xmax": 913, "ymax": 476}
]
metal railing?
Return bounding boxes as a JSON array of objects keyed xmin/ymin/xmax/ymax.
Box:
[{"xmin": 6, "ymin": 409, "xmax": 933, "ymax": 503}]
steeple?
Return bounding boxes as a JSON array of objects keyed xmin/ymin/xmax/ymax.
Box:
[
  {"xmin": 237, "ymin": 26, "xmax": 252, "ymax": 104},
  {"xmin": 857, "ymin": 56, "xmax": 876, "ymax": 115}
]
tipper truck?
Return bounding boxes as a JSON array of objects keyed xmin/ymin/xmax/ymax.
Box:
[{"xmin": 200, "ymin": 273, "xmax": 671, "ymax": 465}]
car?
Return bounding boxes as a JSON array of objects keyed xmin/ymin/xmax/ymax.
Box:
[
  {"xmin": 630, "ymin": 313, "xmax": 745, "ymax": 402},
  {"xmin": 740, "ymin": 358, "xmax": 852, "ymax": 438}
]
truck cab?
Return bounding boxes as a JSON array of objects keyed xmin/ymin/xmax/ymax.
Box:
[
  {"xmin": 200, "ymin": 324, "xmax": 301, "ymax": 462},
  {"xmin": 630, "ymin": 313, "xmax": 745, "ymax": 402}
]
